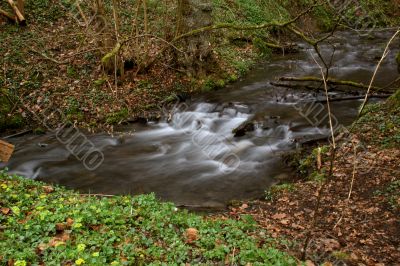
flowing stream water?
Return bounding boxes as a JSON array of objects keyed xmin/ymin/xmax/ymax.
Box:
[{"xmin": 2, "ymin": 31, "xmax": 399, "ymax": 209}]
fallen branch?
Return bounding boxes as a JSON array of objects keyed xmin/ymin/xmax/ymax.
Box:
[
  {"xmin": 3, "ymin": 129, "xmax": 32, "ymax": 139},
  {"xmin": 382, "ymin": 76, "xmax": 400, "ymax": 90},
  {"xmin": 270, "ymin": 81, "xmax": 320, "ymax": 91},
  {"xmin": 278, "ymin": 76, "xmax": 392, "ymax": 92},
  {"xmin": 313, "ymin": 94, "xmax": 391, "ymax": 103},
  {"xmin": 7, "ymin": 0, "xmax": 25, "ymax": 24},
  {"xmin": 17, "ymin": 0, "xmax": 24, "ymax": 16},
  {"xmin": 29, "ymin": 48, "xmax": 69, "ymax": 64},
  {"xmin": 0, "ymin": 7, "xmax": 16, "ymax": 22}
]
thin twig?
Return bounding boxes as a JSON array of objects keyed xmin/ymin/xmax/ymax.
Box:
[
  {"xmin": 302, "ymin": 51, "xmax": 337, "ymax": 260},
  {"xmin": 29, "ymin": 48, "xmax": 68, "ymax": 64},
  {"xmin": 382, "ymin": 76, "xmax": 400, "ymax": 90},
  {"xmin": 333, "ymin": 139, "xmax": 357, "ymax": 229},
  {"xmin": 358, "ymin": 29, "xmax": 400, "ymax": 117}
]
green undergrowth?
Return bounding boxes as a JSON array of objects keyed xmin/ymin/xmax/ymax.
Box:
[
  {"xmin": 0, "ymin": 170, "xmax": 296, "ymax": 265},
  {"xmin": 355, "ymin": 0, "xmax": 400, "ymax": 27},
  {"xmin": 374, "ymin": 180, "xmax": 400, "ymax": 210},
  {"xmin": 265, "ymin": 183, "xmax": 295, "ymax": 201},
  {"xmin": 210, "ymin": 0, "xmax": 291, "ymax": 84},
  {"xmin": 353, "ymin": 91, "xmax": 400, "ymax": 148},
  {"xmin": 0, "ymin": 90, "xmax": 24, "ymax": 131}
]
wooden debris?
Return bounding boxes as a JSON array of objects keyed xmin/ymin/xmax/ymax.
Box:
[
  {"xmin": 17, "ymin": 0, "xmax": 24, "ymax": 16},
  {"xmin": 6, "ymin": 0, "xmax": 25, "ymax": 25},
  {"xmin": 0, "ymin": 140, "xmax": 15, "ymax": 162},
  {"xmin": 278, "ymin": 76, "xmax": 395, "ymax": 93},
  {"xmin": 0, "ymin": 7, "xmax": 15, "ymax": 22}
]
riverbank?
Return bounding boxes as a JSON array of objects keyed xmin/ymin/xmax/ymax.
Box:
[
  {"xmin": 217, "ymin": 92, "xmax": 400, "ymax": 264},
  {"xmin": 0, "ymin": 169, "xmax": 298, "ymax": 265}
]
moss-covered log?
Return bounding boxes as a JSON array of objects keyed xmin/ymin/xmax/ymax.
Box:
[{"xmin": 278, "ymin": 76, "xmax": 395, "ymax": 93}]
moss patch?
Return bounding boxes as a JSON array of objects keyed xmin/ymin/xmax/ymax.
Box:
[{"xmin": 0, "ymin": 93, "xmax": 24, "ymax": 131}]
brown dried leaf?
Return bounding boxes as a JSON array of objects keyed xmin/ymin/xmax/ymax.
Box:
[
  {"xmin": 42, "ymin": 186, "xmax": 54, "ymax": 193},
  {"xmin": 240, "ymin": 203, "xmax": 249, "ymax": 209},
  {"xmin": 66, "ymin": 217, "xmax": 74, "ymax": 226},
  {"xmin": 185, "ymin": 228, "xmax": 199, "ymax": 243},
  {"xmin": 1, "ymin": 207, "xmax": 10, "ymax": 215},
  {"xmin": 271, "ymin": 213, "xmax": 286, "ymax": 220},
  {"xmin": 305, "ymin": 260, "xmax": 315, "ymax": 266},
  {"xmin": 56, "ymin": 223, "xmax": 66, "ymax": 231},
  {"xmin": 280, "ymin": 219, "xmax": 290, "ymax": 225}
]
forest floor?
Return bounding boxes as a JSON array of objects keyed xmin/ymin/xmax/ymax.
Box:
[
  {"xmin": 0, "ymin": 171, "xmax": 299, "ymax": 265},
  {"xmin": 216, "ymin": 95, "xmax": 400, "ymax": 265}
]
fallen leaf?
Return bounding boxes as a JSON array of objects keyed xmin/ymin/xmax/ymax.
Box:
[
  {"xmin": 305, "ymin": 260, "xmax": 315, "ymax": 266},
  {"xmin": 56, "ymin": 223, "xmax": 66, "ymax": 231},
  {"xmin": 37, "ymin": 243, "xmax": 48, "ymax": 253},
  {"xmin": 291, "ymin": 223, "xmax": 305, "ymax": 230},
  {"xmin": 1, "ymin": 207, "xmax": 10, "ymax": 215},
  {"xmin": 321, "ymin": 238, "xmax": 340, "ymax": 251},
  {"xmin": 280, "ymin": 219, "xmax": 290, "ymax": 225},
  {"xmin": 271, "ymin": 213, "xmax": 286, "ymax": 220},
  {"xmin": 66, "ymin": 218, "xmax": 74, "ymax": 226},
  {"xmin": 43, "ymin": 186, "xmax": 54, "ymax": 193},
  {"xmin": 185, "ymin": 228, "xmax": 198, "ymax": 243},
  {"xmin": 240, "ymin": 203, "xmax": 249, "ymax": 209}
]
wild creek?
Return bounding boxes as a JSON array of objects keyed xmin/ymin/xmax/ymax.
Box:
[{"xmin": 2, "ymin": 30, "xmax": 399, "ymax": 209}]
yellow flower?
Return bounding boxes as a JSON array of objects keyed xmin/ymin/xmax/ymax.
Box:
[
  {"xmin": 0, "ymin": 183, "xmax": 7, "ymax": 189},
  {"xmin": 73, "ymin": 222, "xmax": 83, "ymax": 229},
  {"xmin": 92, "ymin": 252, "xmax": 100, "ymax": 257},
  {"xmin": 77, "ymin": 243, "xmax": 86, "ymax": 252},
  {"xmin": 110, "ymin": 261, "xmax": 120, "ymax": 266},
  {"xmin": 11, "ymin": 206, "xmax": 20, "ymax": 215},
  {"xmin": 54, "ymin": 241, "xmax": 65, "ymax": 247},
  {"xmin": 14, "ymin": 260, "xmax": 27, "ymax": 266},
  {"xmin": 75, "ymin": 258, "xmax": 85, "ymax": 265}
]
